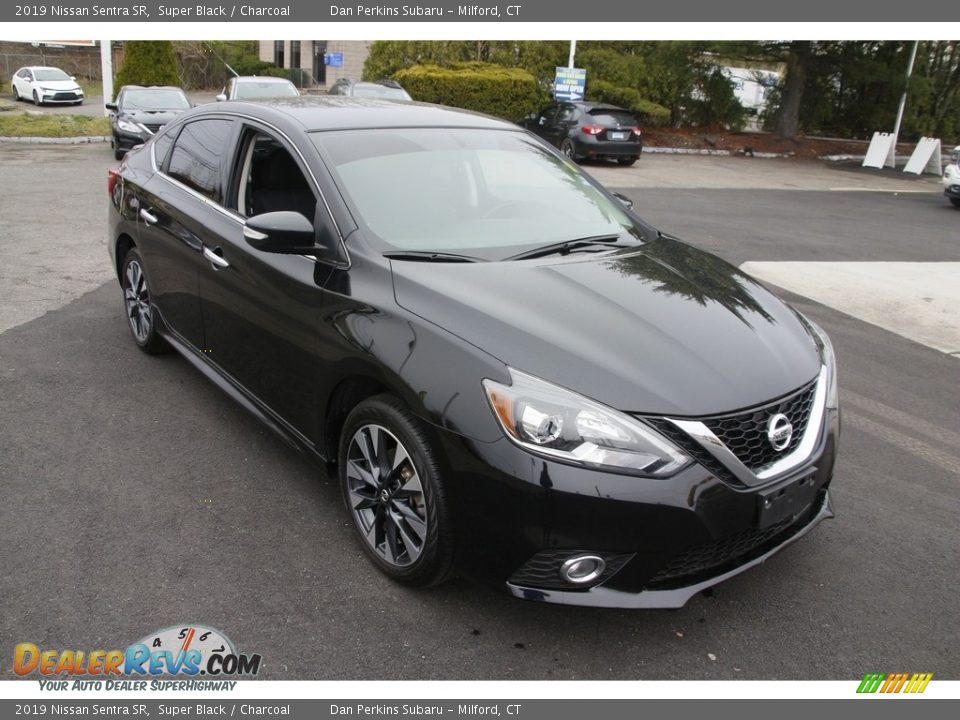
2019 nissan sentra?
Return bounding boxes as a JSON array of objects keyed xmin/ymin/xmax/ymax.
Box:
[
  {"xmin": 107, "ymin": 98, "xmax": 838, "ymax": 608},
  {"xmin": 106, "ymin": 85, "xmax": 192, "ymax": 160}
]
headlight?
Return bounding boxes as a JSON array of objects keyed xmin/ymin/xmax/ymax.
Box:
[
  {"xmin": 483, "ymin": 369, "xmax": 690, "ymax": 476},
  {"xmin": 117, "ymin": 118, "xmax": 142, "ymax": 133},
  {"xmin": 803, "ymin": 317, "xmax": 839, "ymax": 409}
]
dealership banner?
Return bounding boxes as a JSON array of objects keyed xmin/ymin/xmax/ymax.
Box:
[
  {"xmin": 1, "ymin": 698, "xmax": 959, "ymax": 719},
  {"xmin": 4, "ymin": 0, "xmax": 960, "ymax": 23}
]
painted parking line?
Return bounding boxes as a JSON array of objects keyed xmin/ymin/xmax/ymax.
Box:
[
  {"xmin": 740, "ymin": 261, "xmax": 960, "ymax": 356},
  {"xmin": 828, "ymin": 187, "xmax": 938, "ymax": 193}
]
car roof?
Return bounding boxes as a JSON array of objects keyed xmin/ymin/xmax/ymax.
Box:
[
  {"xmin": 23, "ymin": 66, "xmax": 67, "ymax": 72},
  {"xmin": 190, "ymin": 96, "xmax": 514, "ymax": 133},
  {"xmin": 120, "ymin": 85, "xmax": 185, "ymax": 92}
]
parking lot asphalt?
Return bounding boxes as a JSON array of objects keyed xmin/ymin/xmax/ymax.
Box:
[{"xmin": 0, "ymin": 145, "xmax": 958, "ymax": 680}]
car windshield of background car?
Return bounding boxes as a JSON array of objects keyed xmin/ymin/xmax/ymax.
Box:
[
  {"xmin": 122, "ymin": 89, "xmax": 190, "ymax": 110},
  {"xmin": 313, "ymin": 127, "xmax": 643, "ymax": 260}
]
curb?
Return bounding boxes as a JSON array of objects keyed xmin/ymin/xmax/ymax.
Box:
[
  {"xmin": 644, "ymin": 146, "xmax": 792, "ymax": 159},
  {"xmin": 0, "ymin": 135, "xmax": 109, "ymax": 145}
]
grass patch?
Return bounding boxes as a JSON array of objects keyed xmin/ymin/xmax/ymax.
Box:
[{"xmin": 0, "ymin": 112, "xmax": 110, "ymax": 138}]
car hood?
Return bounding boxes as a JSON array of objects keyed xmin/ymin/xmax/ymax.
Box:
[
  {"xmin": 391, "ymin": 236, "xmax": 821, "ymax": 416},
  {"xmin": 120, "ymin": 108, "xmax": 185, "ymax": 125},
  {"xmin": 36, "ymin": 80, "xmax": 80, "ymax": 91}
]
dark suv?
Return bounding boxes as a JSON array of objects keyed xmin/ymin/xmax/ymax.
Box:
[
  {"xmin": 328, "ymin": 78, "xmax": 412, "ymax": 101},
  {"xmin": 524, "ymin": 101, "xmax": 643, "ymax": 166}
]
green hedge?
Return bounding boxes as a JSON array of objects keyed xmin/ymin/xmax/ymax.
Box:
[
  {"xmin": 393, "ymin": 63, "xmax": 540, "ymax": 122},
  {"xmin": 586, "ymin": 80, "xmax": 671, "ymax": 127}
]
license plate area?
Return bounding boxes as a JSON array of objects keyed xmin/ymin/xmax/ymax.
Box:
[
  {"xmin": 756, "ymin": 471, "xmax": 818, "ymax": 529},
  {"xmin": 608, "ymin": 131, "xmax": 627, "ymax": 140}
]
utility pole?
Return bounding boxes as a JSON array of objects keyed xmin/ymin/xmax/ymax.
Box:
[
  {"xmin": 887, "ymin": 40, "xmax": 919, "ymax": 168},
  {"xmin": 100, "ymin": 40, "xmax": 113, "ymax": 114},
  {"xmin": 568, "ymin": 40, "xmax": 576, "ymax": 69}
]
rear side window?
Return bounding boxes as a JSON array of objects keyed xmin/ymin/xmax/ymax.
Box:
[
  {"xmin": 152, "ymin": 126, "xmax": 177, "ymax": 170},
  {"xmin": 166, "ymin": 119, "xmax": 234, "ymax": 202}
]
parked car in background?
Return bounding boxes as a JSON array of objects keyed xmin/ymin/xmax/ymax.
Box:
[
  {"xmin": 11, "ymin": 66, "xmax": 84, "ymax": 105},
  {"xmin": 107, "ymin": 97, "xmax": 837, "ymax": 608},
  {"xmin": 523, "ymin": 101, "xmax": 643, "ymax": 166},
  {"xmin": 217, "ymin": 76, "xmax": 300, "ymax": 102},
  {"xmin": 943, "ymin": 145, "xmax": 960, "ymax": 207},
  {"xmin": 327, "ymin": 78, "xmax": 413, "ymax": 101},
  {"xmin": 106, "ymin": 86, "xmax": 192, "ymax": 161}
]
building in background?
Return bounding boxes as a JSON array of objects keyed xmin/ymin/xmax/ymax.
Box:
[{"xmin": 258, "ymin": 41, "xmax": 371, "ymax": 89}]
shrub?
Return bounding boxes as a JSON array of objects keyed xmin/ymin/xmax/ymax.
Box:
[
  {"xmin": 586, "ymin": 80, "xmax": 671, "ymax": 126},
  {"xmin": 114, "ymin": 41, "xmax": 180, "ymax": 98},
  {"xmin": 393, "ymin": 63, "xmax": 540, "ymax": 122}
]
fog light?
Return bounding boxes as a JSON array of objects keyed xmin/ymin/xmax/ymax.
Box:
[{"xmin": 559, "ymin": 555, "xmax": 606, "ymax": 585}]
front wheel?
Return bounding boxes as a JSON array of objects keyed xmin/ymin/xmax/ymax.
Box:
[
  {"xmin": 950, "ymin": 198, "xmax": 960, "ymax": 208},
  {"xmin": 12, "ymin": 86, "xmax": 20, "ymax": 101},
  {"xmin": 120, "ymin": 248, "xmax": 166, "ymax": 354},
  {"xmin": 338, "ymin": 395, "xmax": 454, "ymax": 587},
  {"xmin": 32, "ymin": 90, "xmax": 41, "ymax": 106}
]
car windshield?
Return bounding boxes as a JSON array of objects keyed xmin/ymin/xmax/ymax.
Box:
[
  {"xmin": 313, "ymin": 128, "xmax": 646, "ymax": 260},
  {"xmin": 121, "ymin": 89, "xmax": 190, "ymax": 110},
  {"xmin": 588, "ymin": 109, "xmax": 638, "ymax": 126},
  {"xmin": 351, "ymin": 84, "xmax": 412, "ymax": 100},
  {"xmin": 234, "ymin": 81, "xmax": 299, "ymax": 99},
  {"xmin": 34, "ymin": 68, "xmax": 71, "ymax": 82}
]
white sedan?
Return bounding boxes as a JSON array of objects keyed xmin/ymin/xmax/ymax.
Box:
[
  {"xmin": 944, "ymin": 146, "xmax": 960, "ymax": 208},
  {"xmin": 11, "ymin": 66, "xmax": 84, "ymax": 106}
]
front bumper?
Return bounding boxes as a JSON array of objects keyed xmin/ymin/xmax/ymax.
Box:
[
  {"xmin": 39, "ymin": 91, "xmax": 83, "ymax": 103},
  {"xmin": 438, "ymin": 406, "xmax": 838, "ymax": 608},
  {"xmin": 114, "ymin": 127, "xmax": 151, "ymax": 151}
]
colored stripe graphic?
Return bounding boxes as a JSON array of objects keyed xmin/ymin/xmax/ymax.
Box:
[{"xmin": 857, "ymin": 672, "xmax": 932, "ymax": 694}]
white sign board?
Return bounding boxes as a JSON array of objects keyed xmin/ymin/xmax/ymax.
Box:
[
  {"xmin": 903, "ymin": 137, "xmax": 942, "ymax": 175},
  {"xmin": 863, "ymin": 132, "xmax": 896, "ymax": 169}
]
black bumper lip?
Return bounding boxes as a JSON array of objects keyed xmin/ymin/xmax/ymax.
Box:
[{"xmin": 506, "ymin": 490, "xmax": 834, "ymax": 608}]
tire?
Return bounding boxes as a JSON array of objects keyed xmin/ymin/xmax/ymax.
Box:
[
  {"xmin": 32, "ymin": 90, "xmax": 41, "ymax": 106},
  {"xmin": 12, "ymin": 86, "xmax": 19, "ymax": 101},
  {"xmin": 560, "ymin": 138, "xmax": 579, "ymax": 163},
  {"xmin": 120, "ymin": 248, "xmax": 166, "ymax": 354},
  {"xmin": 950, "ymin": 198, "xmax": 960, "ymax": 208},
  {"xmin": 338, "ymin": 394, "xmax": 454, "ymax": 587},
  {"xmin": 617, "ymin": 157, "xmax": 638, "ymax": 167},
  {"xmin": 113, "ymin": 135, "xmax": 125, "ymax": 161}
]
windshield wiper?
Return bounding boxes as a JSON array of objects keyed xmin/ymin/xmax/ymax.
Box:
[
  {"xmin": 504, "ymin": 234, "xmax": 629, "ymax": 262},
  {"xmin": 383, "ymin": 250, "xmax": 485, "ymax": 263}
]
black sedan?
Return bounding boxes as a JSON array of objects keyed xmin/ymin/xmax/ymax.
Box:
[
  {"xmin": 523, "ymin": 101, "xmax": 643, "ymax": 165},
  {"xmin": 108, "ymin": 98, "xmax": 838, "ymax": 608},
  {"xmin": 106, "ymin": 85, "xmax": 191, "ymax": 160}
]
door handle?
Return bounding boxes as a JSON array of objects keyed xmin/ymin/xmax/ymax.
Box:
[
  {"xmin": 203, "ymin": 246, "xmax": 230, "ymax": 269},
  {"xmin": 140, "ymin": 208, "xmax": 158, "ymax": 225}
]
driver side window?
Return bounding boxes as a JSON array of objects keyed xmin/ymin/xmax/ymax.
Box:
[{"xmin": 231, "ymin": 130, "xmax": 317, "ymax": 221}]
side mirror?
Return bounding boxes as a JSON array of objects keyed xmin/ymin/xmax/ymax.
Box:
[
  {"xmin": 611, "ymin": 192, "xmax": 634, "ymax": 210},
  {"xmin": 216, "ymin": 93, "xmax": 227, "ymax": 102},
  {"xmin": 70, "ymin": 75, "xmax": 76, "ymax": 80},
  {"xmin": 105, "ymin": 102, "xmax": 118, "ymax": 111},
  {"xmin": 244, "ymin": 212, "xmax": 316, "ymax": 254}
]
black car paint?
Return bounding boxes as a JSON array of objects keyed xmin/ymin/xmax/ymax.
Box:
[
  {"xmin": 109, "ymin": 88, "xmax": 190, "ymax": 153},
  {"xmin": 109, "ymin": 99, "xmax": 836, "ymax": 607}
]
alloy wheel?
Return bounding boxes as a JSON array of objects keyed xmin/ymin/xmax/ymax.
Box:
[
  {"xmin": 123, "ymin": 259, "xmax": 152, "ymax": 343},
  {"xmin": 345, "ymin": 424, "xmax": 427, "ymax": 568}
]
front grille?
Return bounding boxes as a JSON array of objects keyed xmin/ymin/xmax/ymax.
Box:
[
  {"xmin": 143, "ymin": 123, "xmax": 164, "ymax": 134},
  {"xmin": 53, "ymin": 92, "xmax": 79, "ymax": 100},
  {"xmin": 509, "ymin": 550, "xmax": 633, "ymax": 591},
  {"xmin": 703, "ymin": 378, "xmax": 817, "ymax": 472},
  {"xmin": 646, "ymin": 491, "xmax": 826, "ymax": 589}
]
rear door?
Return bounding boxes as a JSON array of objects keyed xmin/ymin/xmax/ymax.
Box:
[{"xmin": 135, "ymin": 116, "xmax": 237, "ymax": 350}]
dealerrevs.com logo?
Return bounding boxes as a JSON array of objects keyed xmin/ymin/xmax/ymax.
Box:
[
  {"xmin": 14, "ymin": 625, "xmax": 261, "ymax": 689},
  {"xmin": 856, "ymin": 673, "xmax": 933, "ymax": 694}
]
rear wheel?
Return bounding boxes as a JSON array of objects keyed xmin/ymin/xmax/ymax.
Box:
[
  {"xmin": 120, "ymin": 248, "xmax": 166, "ymax": 354},
  {"xmin": 560, "ymin": 138, "xmax": 580, "ymax": 163},
  {"xmin": 338, "ymin": 395, "xmax": 454, "ymax": 587}
]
